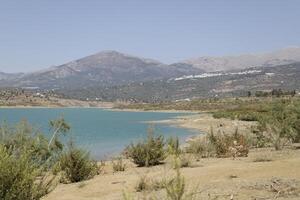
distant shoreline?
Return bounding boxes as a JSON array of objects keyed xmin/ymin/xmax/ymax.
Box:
[
  {"xmin": 105, "ymin": 108, "xmax": 200, "ymax": 113},
  {"xmin": 0, "ymin": 105, "xmax": 200, "ymax": 114},
  {"xmin": 0, "ymin": 105, "xmax": 111, "ymax": 109},
  {"xmin": 154, "ymin": 112, "xmax": 257, "ymax": 142}
]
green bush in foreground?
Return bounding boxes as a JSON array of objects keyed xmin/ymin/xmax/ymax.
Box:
[
  {"xmin": 0, "ymin": 145, "xmax": 55, "ymax": 200},
  {"xmin": 59, "ymin": 142, "xmax": 99, "ymax": 183},
  {"xmin": 125, "ymin": 127, "xmax": 166, "ymax": 167}
]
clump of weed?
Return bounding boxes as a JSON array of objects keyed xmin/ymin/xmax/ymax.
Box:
[
  {"xmin": 125, "ymin": 126, "xmax": 166, "ymax": 167},
  {"xmin": 135, "ymin": 174, "xmax": 151, "ymax": 192},
  {"xmin": 59, "ymin": 141, "xmax": 99, "ymax": 183},
  {"xmin": 167, "ymin": 136, "xmax": 181, "ymax": 156},
  {"xmin": 186, "ymin": 128, "xmax": 249, "ymax": 158},
  {"xmin": 0, "ymin": 144, "xmax": 55, "ymax": 200},
  {"xmin": 112, "ymin": 157, "xmax": 126, "ymax": 172}
]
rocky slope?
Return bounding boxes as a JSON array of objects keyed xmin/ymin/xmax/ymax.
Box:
[{"xmin": 58, "ymin": 62, "xmax": 300, "ymax": 102}]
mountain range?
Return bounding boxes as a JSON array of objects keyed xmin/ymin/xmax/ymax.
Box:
[
  {"xmin": 57, "ymin": 62, "xmax": 300, "ymax": 102},
  {"xmin": 0, "ymin": 47, "xmax": 300, "ymax": 95},
  {"xmin": 0, "ymin": 51, "xmax": 203, "ymax": 89}
]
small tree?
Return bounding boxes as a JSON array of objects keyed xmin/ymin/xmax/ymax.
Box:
[
  {"xmin": 59, "ymin": 141, "xmax": 99, "ymax": 183},
  {"xmin": 125, "ymin": 126, "xmax": 166, "ymax": 167},
  {"xmin": 48, "ymin": 117, "xmax": 70, "ymax": 150},
  {"xmin": 0, "ymin": 145, "xmax": 55, "ymax": 200},
  {"xmin": 167, "ymin": 136, "xmax": 181, "ymax": 156}
]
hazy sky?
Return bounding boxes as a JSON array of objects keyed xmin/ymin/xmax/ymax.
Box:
[{"xmin": 1, "ymin": 0, "xmax": 300, "ymax": 73}]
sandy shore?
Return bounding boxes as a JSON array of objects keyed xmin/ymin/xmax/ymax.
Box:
[
  {"xmin": 0, "ymin": 99, "xmax": 115, "ymax": 108},
  {"xmin": 44, "ymin": 147, "xmax": 300, "ymax": 200},
  {"xmin": 42, "ymin": 113, "xmax": 300, "ymax": 200},
  {"xmin": 105, "ymin": 108, "xmax": 200, "ymax": 113},
  {"xmin": 153, "ymin": 113, "xmax": 257, "ymax": 140}
]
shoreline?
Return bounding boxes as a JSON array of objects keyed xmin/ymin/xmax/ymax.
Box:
[
  {"xmin": 0, "ymin": 106, "xmax": 256, "ymax": 158},
  {"xmin": 155, "ymin": 112, "xmax": 258, "ymax": 142},
  {"xmin": 0, "ymin": 106, "xmax": 112, "ymax": 109},
  {"xmin": 104, "ymin": 107, "xmax": 201, "ymax": 113}
]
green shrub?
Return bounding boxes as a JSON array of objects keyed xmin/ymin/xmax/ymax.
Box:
[
  {"xmin": 164, "ymin": 169, "xmax": 185, "ymax": 200},
  {"xmin": 112, "ymin": 157, "xmax": 126, "ymax": 172},
  {"xmin": 210, "ymin": 129, "xmax": 249, "ymax": 157},
  {"xmin": 135, "ymin": 175, "xmax": 150, "ymax": 192},
  {"xmin": 237, "ymin": 113, "xmax": 259, "ymax": 121},
  {"xmin": 48, "ymin": 117, "xmax": 71, "ymax": 150},
  {"xmin": 0, "ymin": 120, "xmax": 52, "ymax": 164},
  {"xmin": 0, "ymin": 145, "xmax": 55, "ymax": 200},
  {"xmin": 59, "ymin": 142, "xmax": 99, "ymax": 183},
  {"xmin": 125, "ymin": 127, "xmax": 166, "ymax": 167},
  {"xmin": 0, "ymin": 119, "xmax": 71, "ymax": 199},
  {"xmin": 186, "ymin": 136, "xmax": 215, "ymax": 159},
  {"xmin": 187, "ymin": 128, "xmax": 249, "ymax": 158},
  {"xmin": 212, "ymin": 112, "xmax": 235, "ymax": 120},
  {"xmin": 167, "ymin": 136, "xmax": 181, "ymax": 156},
  {"xmin": 163, "ymin": 160, "xmax": 199, "ymax": 200}
]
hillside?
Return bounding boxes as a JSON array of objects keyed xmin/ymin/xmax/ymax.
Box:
[
  {"xmin": 0, "ymin": 72, "xmax": 23, "ymax": 81},
  {"xmin": 58, "ymin": 62, "xmax": 300, "ymax": 102},
  {"xmin": 0, "ymin": 47, "xmax": 299, "ymax": 101},
  {"xmin": 1, "ymin": 47, "xmax": 300, "ymax": 90}
]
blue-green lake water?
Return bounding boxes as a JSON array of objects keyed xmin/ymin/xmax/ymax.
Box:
[{"xmin": 0, "ymin": 108, "xmax": 197, "ymax": 159}]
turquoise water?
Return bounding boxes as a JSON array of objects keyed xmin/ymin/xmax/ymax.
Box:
[{"xmin": 0, "ymin": 108, "xmax": 197, "ymax": 159}]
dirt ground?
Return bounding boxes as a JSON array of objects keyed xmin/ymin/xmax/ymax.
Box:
[
  {"xmin": 43, "ymin": 147, "xmax": 300, "ymax": 200},
  {"xmin": 43, "ymin": 114, "xmax": 300, "ymax": 200}
]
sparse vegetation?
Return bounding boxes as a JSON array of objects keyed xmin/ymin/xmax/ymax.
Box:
[
  {"xmin": 167, "ymin": 136, "xmax": 181, "ymax": 156},
  {"xmin": 0, "ymin": 120, "xmax": 66, "ymax": 200},
  {"xmin": 112, "ymin": 157, "xmax": 126, "ymax": 172},
  {"xmin": 135, "ymin": 174, "xmax": 151, "ymax": 192},
  {"xmin": 125, "ymin": 126, "xmax": 166, "ymax": 167},
  {"xmin": 59, "ymin": 141, "xmax": 99, "ymax": 183},
  {"xmin": 0, "ymin": 145, "xmax": 55, "ymax": 200},
  {"xmin": 0, "ymin": 117, "xmax": 101, "ymax": 199},
  {"xmin": 186, "ymin": 128, "xmax": 249, "ymax": 158}
]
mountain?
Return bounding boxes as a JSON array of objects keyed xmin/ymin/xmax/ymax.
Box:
[
  {"xmin": 184, "ymin": 47, "xmax": 300, "ymax": 72},
  {"xmin": 0, "ymin": 72, "xmax": 23, "ymax": 81},
  {"xmin": 58, "ymin": 62, "xmax": 300, "ymax": 102},
  {"xmin": 1, "ymin": 47, "xmax": 300, "ymax": 91},
  {"xmin": 6, "ymin": 51, "xmax": 202, "ymax": 89}
]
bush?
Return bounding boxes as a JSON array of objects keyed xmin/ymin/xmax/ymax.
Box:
[
  {"xmin": 0, "ymin": 120, "xmax": 52, "ymax": 164},
  {"xmin": 186, "ymin": 136, "xmax": 215, "ymax": 159},
  {"xmin": 0, "ymin": 145, "xmax": 55, "ymax": 200},
  {"xmin": 213, "ymin": 112, "xmax": 235, "ymax": 120},
  {"xmin": 0, "ymin": 120, "xmax": 69, "ymax": 200},
  {"xmin": 135, "ymin": 175, "xmax": 150, "ymax": 192},
  {"xmin": 237, "ymin": 113, "xmax": 259, "ymax": 121},
  {"xmin": 210, "ymin": 129, "xmax": 249, "ymax": 158},
  {"xmin": 167, "ymin": 136, "xmax": 181, "ymax": 156},
  {"xmin": 187, "ymin": 128, "xmax": 249, "ymax": 158},
  {"xmin": 164, "ymin": 169, "xmax": 185, "ymax": 200},
  {"xmin": 59, "ymin": 142, "xmax": 99, "ymax": 183},
  {"xmin": 125, "ymin": 127, "xmax": 166, "ymax": 167},
  {"xmin": 112, "ymin": 157, "xmax": 126, "ymax": 172}
]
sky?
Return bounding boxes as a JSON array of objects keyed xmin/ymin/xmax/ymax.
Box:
[{"xmin": 0, "ymin": 0, "xmax": 300, "ymax": 73}]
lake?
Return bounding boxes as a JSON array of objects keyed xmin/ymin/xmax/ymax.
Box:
[{"xmin": 0, "ymin": 108, "xmax": 197, "ymax": 159}]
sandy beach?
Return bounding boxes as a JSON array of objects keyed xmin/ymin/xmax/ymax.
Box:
[
  {"xmin": 152, "ymin": 113, "xmax": 257, "ymax": 141},
  {"xmin": 43, "ymin": 113, "xmax": 300, "ymax": 200}
]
